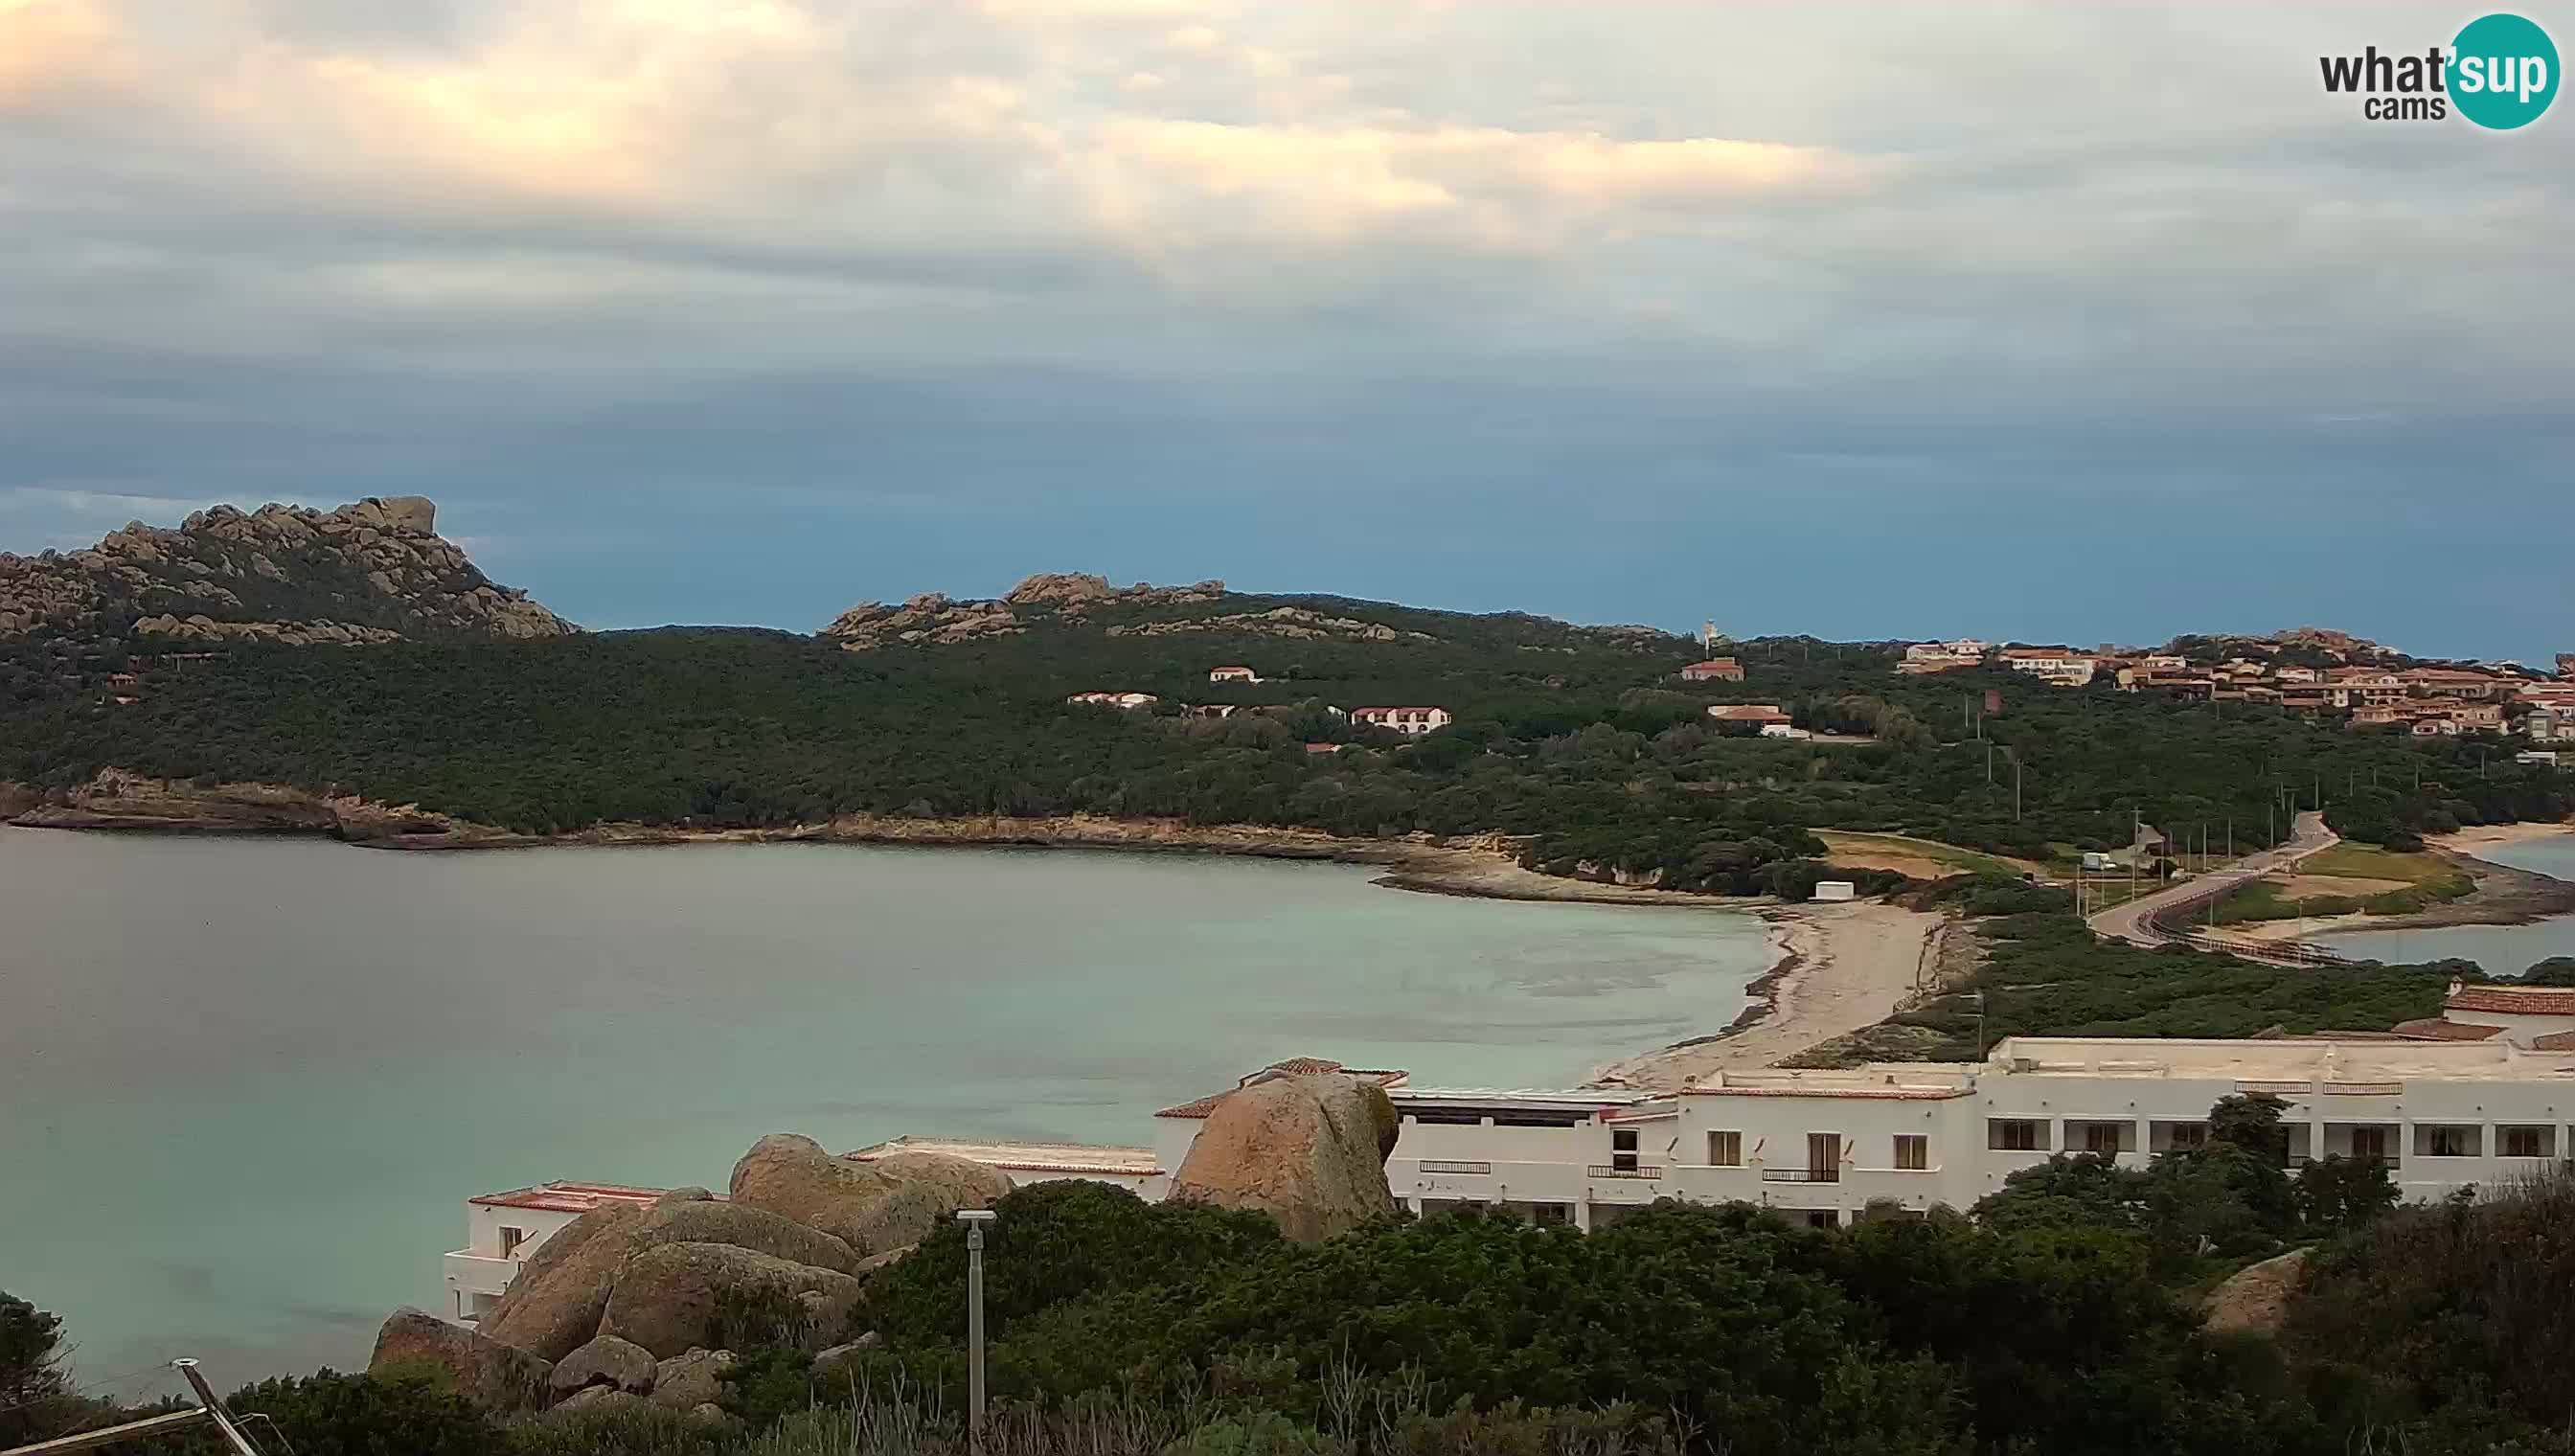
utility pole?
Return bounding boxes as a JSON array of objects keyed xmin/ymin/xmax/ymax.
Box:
[
  {"xmin": 956, "ymin": 1210, "xmax": 997, "ymax": 1447},
  {"xmin": 174, "ymin": 1360, "xmax": 263, "ymax": 1456}
]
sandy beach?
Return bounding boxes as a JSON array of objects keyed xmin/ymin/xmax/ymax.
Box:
[
  {"xmin": 1589, "ymin": 899, "xmax": 1943, "ymax": 1091},
  {"xmin": 2428, "ymin": 821, "xmax": 2575, "ymax": 853}
]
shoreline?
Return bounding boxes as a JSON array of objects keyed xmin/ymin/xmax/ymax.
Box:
[
  {"xmin": 1587, "ymin": 900, "xmax": 1943, "ymax": 1092},
  {"xmin": 8, "ymin": 772, "xmax": 1943, "ymax": 1081},
  {"xmin": 2227, "ymin": 824, "xmax": 2575, "ymax": 947},
  {"xmin": 0, "ymin": 772, "xmax": 1778, "ymax": 911}
]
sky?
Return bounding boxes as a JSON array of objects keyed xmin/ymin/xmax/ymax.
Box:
[{"xmin": 1, "ymin": 0, "xmax": 2568, "ymax": 661}]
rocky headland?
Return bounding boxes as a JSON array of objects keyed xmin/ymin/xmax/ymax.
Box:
[{"xmin": 0, "ymin": 495, "xmax": 575, "ymax": 647}]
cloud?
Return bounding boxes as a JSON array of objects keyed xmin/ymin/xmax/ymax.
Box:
[{"xmin": 0, "ymin": 1, "xmax": 2568, "ymax": 655}]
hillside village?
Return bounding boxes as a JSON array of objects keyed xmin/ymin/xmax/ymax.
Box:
[{"xmin": 1896, "ymin": 633, "xmax": 2575, "ymax": 744}]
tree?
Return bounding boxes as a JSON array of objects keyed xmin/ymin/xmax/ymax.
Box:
[
  {"xmin": 2294, "ymin": 1154, "xmax": 2401, "ymax": 1235},
  {"xmin": 0, "ymin": 1291, "xmax": 74, "ymax": 1446}
]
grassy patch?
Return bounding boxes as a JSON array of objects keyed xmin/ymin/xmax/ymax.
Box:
[
  {"xmin": 2214, "ymin": 846, "xmax": 2474, "ymax": 923},
  {"xmin": 1875, "ymin": 912, "xmax": 2453, "ymax": 1058}
]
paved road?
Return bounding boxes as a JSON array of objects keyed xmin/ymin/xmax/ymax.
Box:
[{"xmin": 2086, "ymin": 811, "xmax": 2337, "ymax": 948}]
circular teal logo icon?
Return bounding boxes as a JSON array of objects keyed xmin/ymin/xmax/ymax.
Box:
[{"xmin": 2450, "ymin": 12, "xmax": 2558, "ymax": 128}]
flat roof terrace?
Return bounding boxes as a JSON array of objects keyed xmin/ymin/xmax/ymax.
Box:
[
  {"xmin": 1986, "ymin": 1036, "xmax": 2575, "ymax": 1082},
  {"xmin": 843, "ymin": 1136, "xmax": 1162, "ymax": 1178}
]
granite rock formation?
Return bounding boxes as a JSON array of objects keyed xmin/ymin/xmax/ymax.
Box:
[
  {"xmin": 1164, "ymin": 1073, "xmax": 1401, "ymax": 1242},
  {"xmin": 0, "ymin": 496, "xmax": 575, "ymax": 646}
]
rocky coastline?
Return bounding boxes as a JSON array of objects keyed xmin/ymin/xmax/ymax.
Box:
[{"xmin": 0, "ymin": 770, "xmax": 1776, "ymax": 910}]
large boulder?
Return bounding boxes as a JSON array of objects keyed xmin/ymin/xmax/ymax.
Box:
[
  {"xmin": 868, "ymin": 1150, "xmax": 1014, "ymax": 1209},
  {"xmin": 480, "ymin": 1200, "xmax": 647, "ymax": 1362},
  {"xmin": 368, "ymin": 1307, "xmax": 554, "ymax": 1413},
  {"xmin": 599, "ymin": 1242, "xmax": 864, "ymax": 1358},
  {"xmin": 624, "ymin": 1198, "xmax": 864, "ymax": 1276},
  {"xmin": 1165, "ymin": 1074, "xmax": 1400, "ymax": 1242},
  {"xmin": 549, "ymin": 1386, "xmax": 647, "ymax": 1420},
  {"xmin": 549, "ymin": 1333, "xmax": 656, "ymax": 1399},
  {"xmin": 649, "ymin": 1349, "xmax": 739, "ymax": 1409},
  {"xmin": 2204, "ymin": 1248, "xmax": 2310, "ymax": 1337},
  {"xmin": 729, "ymin": 1135, "xmax": 1008, "ymax": 1255}
]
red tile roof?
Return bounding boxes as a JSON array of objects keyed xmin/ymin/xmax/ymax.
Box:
[
  {"xmin": 2447, "ymin": 986, "xmax": 2575, "ymax": 1015},
  {"xmin": 2390, "ymin": 1017, "xmax": 2506, "ymax": 1041},
  {"xmin": 2530, "ymin": 1031, "xmax": 2575, "ymax": 1051}
]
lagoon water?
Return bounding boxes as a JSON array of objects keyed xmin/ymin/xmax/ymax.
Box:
[
  {"xmin": 2325, "ymin": 831, "xmax": 2575, "ymax": 975},
  {"xmin": 0, "ymin": 827, "xmax": 1767, "ymax": 1399}
]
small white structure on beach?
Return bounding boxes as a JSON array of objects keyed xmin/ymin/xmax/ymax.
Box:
[
  {"xmin": 444, "ymin": 1181, "xmax": 666, "ymax": 1322},
  {"xmin": 1812, "ymin": 880, "xmax": 1857, "ymax": 901}
]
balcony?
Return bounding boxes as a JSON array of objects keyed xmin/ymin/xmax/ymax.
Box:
[
  {"xmin": 1586, "ymin": 1164, "xmax": 1663, "ymax": 1179},
  {"xmin": 443, "ymin": 1251, "xmax": 520, "ymax": 1299},
  {"xmin": 1759, "ymin": 1168, "xmax": 1842, "ymax": 1184},
  {"xmin": 1418, "ymin": 1159, "xmax": 1492, "ymax": 1175}
]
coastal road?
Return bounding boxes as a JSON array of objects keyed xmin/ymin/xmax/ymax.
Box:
[{"xmin": 2087, "ymin": 810, "xmax": 2337, "ymax": 949}]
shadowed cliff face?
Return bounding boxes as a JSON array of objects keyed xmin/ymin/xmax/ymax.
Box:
[{"xmin": 0, "ymin": 495, "xmax": 577, "ymax": 646}]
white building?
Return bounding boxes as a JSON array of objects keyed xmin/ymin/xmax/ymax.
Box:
[
  {"xmin": 441, "ymin": 995, "xmax": 2575, "ymax": 1311},
  {"xmin": 1066, "ymin": 692, "xmax": 1159, "ymax": 710},
  {"xmin": 1351, "ymin": 706, "xmax": 1452, "ymax": 736},
  {"xmin": 1999, "ymin": 649, "xmax": 2097, "ymax": 688},
  {"xmin": 1208, "ymin": 666, "xmax": 1262, "ymax": 684},
  {"xmin": 844, "ymin": 1136, "xmax": 1170, "ymax": 1200},
  {"xmin": 1379, "ymin": 1035, "xmax": 2575, "ymax": 1229},
  {"xmin": 444, "ymin": 1181, "xmax": 666, "ymax": 1322}
]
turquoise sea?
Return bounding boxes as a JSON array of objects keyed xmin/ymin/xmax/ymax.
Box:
[
  {"xmin": 0, "ymin": 828, "xmax": 1769, "ymax": 1399},
  {"xmin": 2324, "ymin": 831, "xmax": 2575, "ymax": 975}
]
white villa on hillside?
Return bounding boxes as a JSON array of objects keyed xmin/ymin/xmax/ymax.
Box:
[
  {"xmin": 1351, "ymin": 706, "xmax": 1451, "ymax": 735},
  {"xmin": 443, "ymin": 1182, "xmax": 666, "ymax": 1322},
  {"xmin": 437, "ymin": 992, "xmax": 2575, "ymax": 1315}
]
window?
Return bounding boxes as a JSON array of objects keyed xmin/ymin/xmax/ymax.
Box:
[
  {"xmin": 2083, "ymin": 1123, "xmax": 2124, "ymax": 1155},
  {"xmin": 2350, "ymin": 1126, "xmax": 2387, "ymax": 1161},
  {"xmin": 2427, "ymin": 1126, "xmax": 2474, "ymax": 1157},
  {"xmin": 497, "ymin": 1225, "xmax": 528, "ymax": 1258},
  {"xmin": 2168, "ymin": 1123, "xmax": 2208, "ymax": 1151},
  {"xmin": 1803, "ymin": 1210, "xmax": 1838, "ymax": 1230},
  {"xmin": 1708, "ymin": 1130, "xmax": 1742, "ymax": 1167},
  {"xmin": 2501, "ymin": 1126, "xmax": 2546, "ymax": 1158},
  {"xmin": 1808, "ymin": 1132, "xmax": 1842, "ymax": 1182},
  {"xmin": 1989, "ymin": 1119, "xmax": 2041, "ymax": 1151},
  {"xmin": 1533, "ymin": 1202, "xmax": 1572, "ymax": 1228},
  {"xmin": 1894, "ymin": 1134, "xmax": 1928, "ymax": 1171},
  {"xmin": 1611, "ymin": 1126, "xmax": 1638, "ymax": 1173}
]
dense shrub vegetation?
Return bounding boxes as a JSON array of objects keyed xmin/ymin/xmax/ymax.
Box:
[
  {"xmin": 6, "ymin": 596, "xmax": 2566, "ymax": 896},
  {"xmin": 1850, "ymin": 912, "xmax": 2465, "ymax": 1061}
]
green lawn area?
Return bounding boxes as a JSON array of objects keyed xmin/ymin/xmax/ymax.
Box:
[
  {"xmin": 2212, "ymin": 843, "xmax": 2474, "ymax": 923},
  {"xmin": 2299, "ymin": 843, "xmax": 2476, "ymax": 893}
]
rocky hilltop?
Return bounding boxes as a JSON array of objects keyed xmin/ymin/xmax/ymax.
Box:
[
  {"xmin": 0, "ymin": 495, "xmax": 576, "ymax": 647},
  {"xmin": 820, "ymin": 572, "xmax": 1226, "ymax": 649}
]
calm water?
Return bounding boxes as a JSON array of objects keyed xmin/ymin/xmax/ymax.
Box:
[
  {"xmin": 0, "ymin": 828, "xmax": 1767, "ymax": 1398},
  {"xmin": 2325, "ymin": 831, "xmax": 2575, "ymax": 974}
]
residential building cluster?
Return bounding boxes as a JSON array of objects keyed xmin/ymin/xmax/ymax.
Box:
[
  {"xmin": 444, "ymin": 984, "xmax": 2575, "ymax": 1312},
  {"xmin": 1899, "ymin": 636, "xmax": 2575, "ymax": 739},
  {"xmin": 1069, "ymin": 667, "xmax": 1451, "ymax": 742}
]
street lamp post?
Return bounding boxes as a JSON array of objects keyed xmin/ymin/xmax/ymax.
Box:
[{"xmin": 957, "ymin": 1209, "xmax": 997, "ymax": 1446}]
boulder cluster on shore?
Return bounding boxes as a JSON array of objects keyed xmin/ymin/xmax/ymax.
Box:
[{"xmin": 364, "ymin": 1072, "xmax": 1401, "ymax": 1425}]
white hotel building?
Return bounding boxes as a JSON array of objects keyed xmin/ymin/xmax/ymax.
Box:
[{"xmin": 442, "ymin": 987, "xmax": 2575, "ymax": 1313}]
